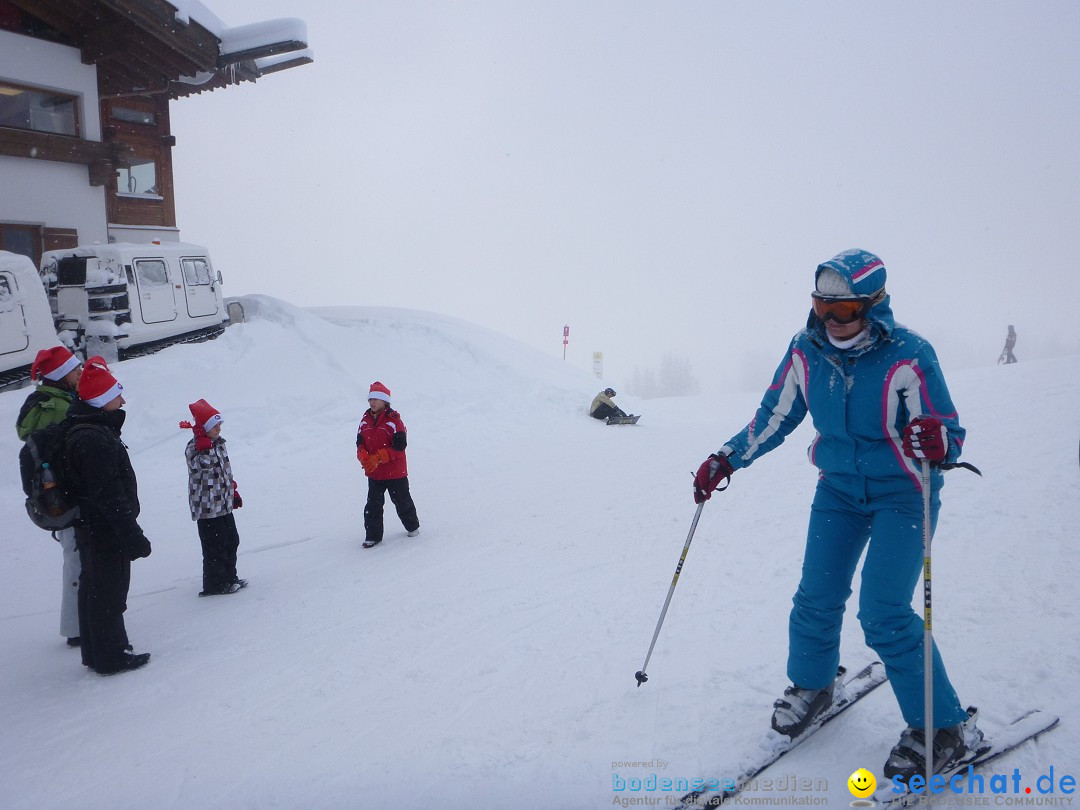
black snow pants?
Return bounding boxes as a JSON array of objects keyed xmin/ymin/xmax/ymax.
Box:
[
  {"xmin": 364, "ymin": 477, "xmax": 419, "ymax": 543},
  {"xmin": 590, "ymin": 402, "xmax": 627, "ymax": 420},
  {"xmin": 197, "ymin": 514, "xmax": 240, "ymax": 592},
  {"xmin": 76, "ymin": 540, "xmax": 131, "ymax": 672}
]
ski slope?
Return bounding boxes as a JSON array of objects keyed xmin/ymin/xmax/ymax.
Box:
[{"xmin": 1, "ymin": 297, "xmax": 1077, "ymax": 809}]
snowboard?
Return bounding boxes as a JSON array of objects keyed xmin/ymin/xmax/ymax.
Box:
[{"xmin": 606, "ymin": 415, "xmax": 640, "ymax": 425}]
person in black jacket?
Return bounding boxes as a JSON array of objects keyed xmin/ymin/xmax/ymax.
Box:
[
  {"xmin": 64, "ymin": 356, "xmax": 152, "ymax": 675},
  {"xmin": 998, "ymin": 325, "xmax": 1018, "ymax": 364}
]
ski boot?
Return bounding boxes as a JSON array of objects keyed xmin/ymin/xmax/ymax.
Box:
[
  {"xmin": 883, "ymin": 706, "xmax": 984, "ymax": 782},
  {"xmin": 771, "ymin": 667, "xmax": 843, "ymax": 738}
]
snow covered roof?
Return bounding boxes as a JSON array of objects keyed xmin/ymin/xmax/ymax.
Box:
[
  {"xmin": 3, "ymin": 1, "xmax": 312, "ymax": 98},
  {"xmin": 170, "ymin": 2, "xmax": 309, "ymax": 66},
  {"xmin": 168, "ymin": 1, "xmax": 312, "ymax": 94}
]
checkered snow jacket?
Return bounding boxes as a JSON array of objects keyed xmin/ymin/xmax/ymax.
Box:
[{"xmin": 185, "ymin": 436, "xmax": 234, "ymax": 520}]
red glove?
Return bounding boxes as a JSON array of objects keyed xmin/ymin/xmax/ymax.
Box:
[
  {"xmin": 232, "ymin": 480, "xmax": 243, "ymax": 509},
  {"xmin": 902, "ymin": 416, "xmax": 948, "ymax": 462},
  {"xmin": 357, "ymin": 447, "xmax": 369, "ymax": 464},
  {"xmin": 193, "ymin": 424, "xmax": 212, "ymax": 452},
  {"xmin": 693, "ymin": 453, "xmax": 735, "ymax": 503}
]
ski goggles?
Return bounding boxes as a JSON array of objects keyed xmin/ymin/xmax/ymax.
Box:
[{"xmin": 810, "ymin": 293, "xmax": 873, "ymax": 324}]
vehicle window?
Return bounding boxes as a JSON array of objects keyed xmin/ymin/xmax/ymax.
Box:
[
  {"xmin": 134, "ymin": 259, "xmax": 169, "ymax": 287},
  {"xmin": 182, "ymin": 258, "xmax": 213, "ymax": 286},
  {"xmin": 0, "ymin": 272, "xmax": 17, "ymax": 313}
]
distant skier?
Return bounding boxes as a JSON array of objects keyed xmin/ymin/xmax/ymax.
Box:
[
  {"xmin": 356, "ymin": 381, "xmax": 420, "ymax": 548},
  {"xmin": 589, "ymin": 388, "xmax": 627, "ymax": 420},
  {"xmin": 180, "ymin": 399, "xmax": 246, "ymax": 597},
  {"xmin": 998, "ymin": 325, "xmax": 1017, "ymax": 364},
  {"xmin": 691, "ymin": 249, "xmax": 981, "ymax": 784}
]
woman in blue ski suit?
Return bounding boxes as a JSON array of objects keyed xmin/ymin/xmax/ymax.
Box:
[{"xmin": 693, "ymin": 249, "xmax": 980, "ymax": 781}]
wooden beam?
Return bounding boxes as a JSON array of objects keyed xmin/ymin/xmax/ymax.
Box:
[
  {"xmin": 95, "ymin": 0, "xmax": 221, "ymax": 70},
  {"xmin": 255, "ymin": 54, "xmax": 314, "ymax": 78},
  {"xmin": 7, "ymin": 0, "xmax": 88, "ymax": 39},
  {"xmin": 80, "ymin": 21, "xmax": 136, "ymax": 62},
  {"xmin": 218, "ymin": 39, "xmax": 307, "ymax": 67},
  {"xmin": 0, "ymin": 126, "xmax": 133, "ymax": 186}
]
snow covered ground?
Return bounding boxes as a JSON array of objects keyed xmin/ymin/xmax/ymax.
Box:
[{"xmin": 1, "ymin": 298, "xmax": 1077, "ymax": 809}]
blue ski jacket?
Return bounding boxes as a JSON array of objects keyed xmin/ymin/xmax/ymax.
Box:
[{"xmin": 720, "ymin": 252, "xmax": 965, "ymax": 492}]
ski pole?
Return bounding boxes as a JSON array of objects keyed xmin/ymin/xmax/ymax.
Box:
[
  {"xmin": 921, "ymin": 458, "xmax": 980, "ymax": 782},
  {"xmin": 635, "ymin": 501, "xmax": 705, "ymax": 687},
  {"xmin": 921, "ymin": 459, "xmax": 934, "ymax": 788}
]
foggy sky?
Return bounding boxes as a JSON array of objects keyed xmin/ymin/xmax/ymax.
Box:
[{"xmin": 169, "ymin": 1, "xmax": 1080, "ymax": 391}]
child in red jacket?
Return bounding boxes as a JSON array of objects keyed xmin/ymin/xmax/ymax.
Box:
[{"xmin": 356, "ymin": 381, "xmax": 420, "ymax": 548}]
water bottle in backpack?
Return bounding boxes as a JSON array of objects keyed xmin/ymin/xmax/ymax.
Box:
[
  {"xmin": 41, "ymin": 463, "xmax": 68, "ymax": 517},
  {"xmin": 19, "ymin": 422, "xmax": 84, "ymax": 531}
]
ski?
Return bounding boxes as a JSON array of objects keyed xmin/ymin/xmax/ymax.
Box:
[
  {"xmin": 873, "ymin": 709, "xmax": 1060, "ymax": 807},
  {"xmin": 676, "ymin": 660, "xmax": 887, "ymax": 808}
]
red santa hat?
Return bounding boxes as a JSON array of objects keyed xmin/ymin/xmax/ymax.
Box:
[
  {"xmin": 367, "ymin": 381, "xmax": 391, "ymax": 404},
  {"xmin": 183, "ymin": 399, "xmax": 222, "ymax": 433},
  {"xmin": 30, "ymin": 346, "xmax": 80, "ymax": 382},
  {"xmin": 77, "ymin": 355, "xmax": 123, "ymax": 408}
]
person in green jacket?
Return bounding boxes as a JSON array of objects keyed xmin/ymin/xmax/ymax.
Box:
[{"xmin": 15, "ymin": 346, "xmax": 83, "ymax": 646}]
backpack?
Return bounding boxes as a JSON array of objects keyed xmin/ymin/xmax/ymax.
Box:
[{"xmin": 19, "ymin": 421, "xmax": 95, "ymax": 531}]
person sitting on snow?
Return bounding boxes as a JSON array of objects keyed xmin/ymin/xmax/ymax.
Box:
[{"xmin": 589, "ymin": 388, "xmax": 628, "ymax": 420}]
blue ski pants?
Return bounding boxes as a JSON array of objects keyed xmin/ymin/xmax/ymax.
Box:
[{"xmin": 787, "ymin": 473, "xmax": 968, "ymax": 728}]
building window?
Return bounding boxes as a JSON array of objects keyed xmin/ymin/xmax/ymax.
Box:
[
  {"xmin": 0, "ymin": 81, "xmax": 78, "ymax": 136},
  {"xmin": 116, "ymin": 157, "xmax": 159, "ymax": 196},
  {"xmin": 0, "ymin": 223, "xmax": 41, "ymax": 267},
  {"xmin": 111, "ymin": 106, "xmax": 157, "ymax": 126}
]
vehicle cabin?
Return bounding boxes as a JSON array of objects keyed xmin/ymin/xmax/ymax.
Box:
[
  {"xmin": 0, "ymin": 249, "xmax": 58, "ymax": 387},
  {"xmin": 40, "ymin": 242, "xmax": 227, "ymax": 358}
]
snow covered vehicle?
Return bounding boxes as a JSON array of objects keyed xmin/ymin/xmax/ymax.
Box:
[
  {"xmin": 0, "ymin": 251, "xmax": 62, "ymax": 389},
  {"xmin": 39, "ymin": 242, "xmax": 229, "ymax": 363}
]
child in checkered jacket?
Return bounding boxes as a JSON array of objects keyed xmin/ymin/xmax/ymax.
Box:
[{"xmin": 180, "ymin": 399, "xmax": 246, "ymax": 597}]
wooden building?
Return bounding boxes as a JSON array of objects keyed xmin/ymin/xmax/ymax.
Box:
[{"xmin": 0, "ymin": 0, "xmax": 311, "ymax": 265}]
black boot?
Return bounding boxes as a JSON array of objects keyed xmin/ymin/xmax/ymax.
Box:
[
  {"xmin": 96, "ymin": 652, "xmax": 150, "ymax": 676},
  {"xmin": 771, "ymin": 668, "xmax": 842, "ymax": 738},
  {"xmin": 199, "ymin": 581, "xmax": 244, "ymax": 597},
  {"xmin": 883, "ymin": 707, "xmax": 984, "ymax": 782}
]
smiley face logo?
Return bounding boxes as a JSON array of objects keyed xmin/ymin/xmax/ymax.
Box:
[{"xmin": 848, "ymin": 767, "xmax": 876, "ymax": 798}]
